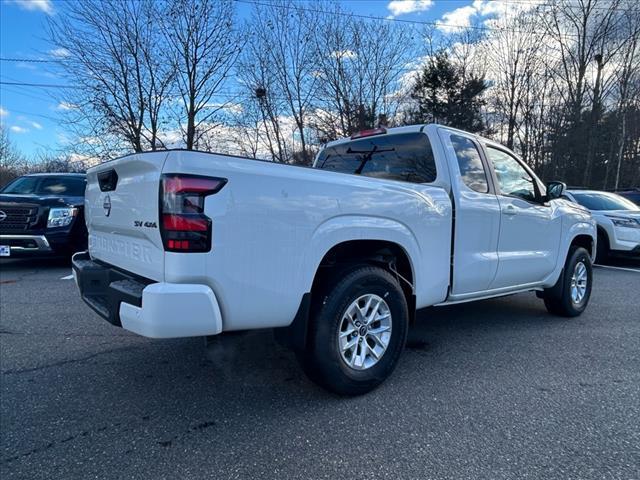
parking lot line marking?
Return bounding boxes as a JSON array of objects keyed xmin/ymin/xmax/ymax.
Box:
[
  {"xmin": 60, "ymin": 274, "xmax": 74, "ymax": 280},
  {"xmin": 594, "ymin": 264, "xmax": 640, "ymax": 273}
]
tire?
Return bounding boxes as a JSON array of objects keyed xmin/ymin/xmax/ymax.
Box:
[
  {"xmin": 595, "ymin": 230, "xmax": 609, "ymax": 264},
  {"xmin": 297, "ymin": 265, "xmax": 409, "ymax": 396},
  {"xmin": 543, "ymin": 246, "xmax": 593, "ymax": 317}
]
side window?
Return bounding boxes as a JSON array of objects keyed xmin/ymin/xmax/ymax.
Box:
[
  {"xmin": 450, "ymin": 134, "xmax": 489, "ymax": 193},
  {"xmin": 316, "ymin": 132, "xmax": 437, "ymax": 184},
  {"xmin": 486, "ymin": 148, "xmax": 536, "ymax": 201}
]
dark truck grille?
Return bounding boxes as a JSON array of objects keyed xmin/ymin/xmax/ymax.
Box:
[{"xmin": 0, "ymin": 205, "xmax": 40, "ymax": 232}]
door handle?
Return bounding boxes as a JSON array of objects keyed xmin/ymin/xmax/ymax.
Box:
[{"xmin": 503, "ymin": 205, "xmax": 517, "ymax": 216}]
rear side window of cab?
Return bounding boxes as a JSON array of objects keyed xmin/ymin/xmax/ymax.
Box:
[{"xmin": 315, "ymin": 132, "xmax": 437, "ymax": 184}]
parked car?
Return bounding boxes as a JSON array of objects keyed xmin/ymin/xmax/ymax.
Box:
[
  {"xmin": 564, "ymin": 189, "xmax": 640, "ymax": 262},
  {"xmin": 616, "ymin": 188, "xmax": 640, "ymax": 206},
  {"xmin": 0, "ymin": 173, "xmax": 87, "ymax": 257},
  {"xmin": 72, "ymin": 124, "xmax": 596, "ymax": 395}
]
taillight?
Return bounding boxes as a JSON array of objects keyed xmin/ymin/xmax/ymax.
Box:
[{"xmin": 160, "ymin": 174, "xmax": 227, "ymax": 252}]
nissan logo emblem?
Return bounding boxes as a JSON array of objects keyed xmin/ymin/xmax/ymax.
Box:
[
  {"xmin": 103, "ymin": 195, "xmax": 111, "ymax": 217},
  {"xmin": 0, "ymin": 210, "xmax": 6, "ymax": 222}
]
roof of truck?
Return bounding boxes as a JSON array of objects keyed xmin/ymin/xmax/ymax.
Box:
[
  {"xmin": 323, "ymin": 123, "xmax": 486, "ymax": 149},
  {"xmin": 324, "ymin": 124, "xmax": 425, "ymax": 148},
  {"xmin": 22, "ymin": 173, "xmax": 86, "ymax": 177}
]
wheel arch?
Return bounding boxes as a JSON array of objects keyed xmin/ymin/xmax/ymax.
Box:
[
  {"xmin": 302, "ymin": 215, "xmax": 422, "ymax": 293},
  {"xmin": 543, "ymin": 220, "xmax": 596, "ymax": 288},
  {"xmin": 275, "ymin": 235, "xmax": 419, "ymax": 352},
  {"xmin": 310, "ymin": 239, "xmax": 415, "ymax": 294},
  {"xmin": 571, "ymin": 233, "xmax": 596, "ymax": 260}
]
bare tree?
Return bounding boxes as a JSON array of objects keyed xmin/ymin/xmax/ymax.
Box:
[
  {"xmin": 240, "ymin": 0, "xmax": 319, "ymax": 163},
  {"xmin": 39, "ymin": 0, "xmax": 637, "ymax": 187},
  {"xmin": 48, "ymin": 0, "xmax": 172, "ymax": 156},
  {"xmin": 484, "ymin": 13, "xmax": 544, "ymax": 149},
  {"xmin": 609, "ymin": 9, "xmax": 640, "ymax": 189},
  {"xmin": 229, "ymin": 101, "xmax": 263, "ymax": 160},
  {"xmin": 162, "ymin": 0, "xmax": 241, "ymax": 150},
  {"xmin": 237, "ymin": 43, "xmax": 291, "ymax": 162},
  {"xmin": 311, "ymin": 4, "xmax": 415, "ymax": 140},
  {"xmin": 27, "ymin": 151, "xmax": 88, "ymax": 174},
  {"xmin": 0, "ymin": 126, "xmax": 26, "ymax": 186},
  {"xmin": 544, "ymin": 0, "xmax": 625, "ymax": 184}
]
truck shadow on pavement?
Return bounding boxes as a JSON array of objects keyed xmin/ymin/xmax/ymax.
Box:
[{"xmin": 39, "ymin": 293, "xmax": 552, "ymax": 408}]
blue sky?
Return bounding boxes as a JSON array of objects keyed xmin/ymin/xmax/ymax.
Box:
[{"xmin": 0, "ymin": 0, "xmax": 481, "ymax": 158}]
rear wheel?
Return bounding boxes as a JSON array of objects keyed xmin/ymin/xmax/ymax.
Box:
[
  {"xmin": 543, "ymin": 246, "xmax": 592, "ymax": 317},
  {"xmin": 297, "ymin": 265, "xmax": 409, "ymax": 396}
]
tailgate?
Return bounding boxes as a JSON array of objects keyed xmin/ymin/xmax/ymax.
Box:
[{"xmin": 85, "ymin": 152, "xmax": 169, "ymax": 281}]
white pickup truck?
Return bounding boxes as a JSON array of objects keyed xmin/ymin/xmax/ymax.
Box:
[{"xmin": 72, "ymin": 124, "xmax": 596, "ymax": 395}]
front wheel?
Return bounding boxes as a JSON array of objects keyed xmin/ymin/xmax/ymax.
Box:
[
  {"xmin": 543, "ymin": 246, "xmax": 593, "ymax": 317},
  {"xmin": 297, "ymin": 265, "xmax": 409, "ymax": 396}
]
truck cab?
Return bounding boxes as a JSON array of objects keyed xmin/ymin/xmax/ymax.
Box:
[{"xmin": 316, "ymin": 125, "xmax": 595, "ymax": 302}]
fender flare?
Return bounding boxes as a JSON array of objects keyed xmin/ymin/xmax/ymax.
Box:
[
  {"xmin": 544, "ymin": 220, "xmax": 596, "ymax": 287},
  {"xmin": 300, "ymin": 214, "xmax": 421, "ymax": 294}
]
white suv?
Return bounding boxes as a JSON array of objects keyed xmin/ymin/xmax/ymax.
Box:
[{"xmin": 565, "ymin": 190, "xmax": 640, "ymax": 261}]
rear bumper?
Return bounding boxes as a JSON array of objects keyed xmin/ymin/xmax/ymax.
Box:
[{"xmin": 72, "ymin": 251, "xmax": 222, "ymax": 338}]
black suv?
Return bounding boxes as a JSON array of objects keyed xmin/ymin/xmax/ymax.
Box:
[{"xmin": 0, "ymin": 173, "xmax": 87, "ymax": 257}]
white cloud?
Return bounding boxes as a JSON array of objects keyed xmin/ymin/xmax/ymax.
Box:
[
  {"xmin": 6, "ymin": 0, "xmax": 53, "ymax": 15},
  {"xmin": 9, "ymin": 125, "xmax": 29, "ymax": 134},
  {"xmin": 437, "ymin": 0, "xmax": 542, "ymax": 33},
  {"xmin": 57, "ymin": 101, "xmax": 78, "ymax": 111},
  {"xmin": 0, "ymin": 106, "xmax": 8, "ymax": 117},
  {"xmin": 49, "ymin": 48, "xmax": 70, "ymax": 58},
  {"xmin": 387, "ymin": 0, "xmax": 434, "ymax": 18},
  {"xmin": 436, "ymin": 5, "xmax": 478, "ymax": 33},
  {"xmin": 29, "ymin": 121, "xmax": 43, "ymax": 130}
]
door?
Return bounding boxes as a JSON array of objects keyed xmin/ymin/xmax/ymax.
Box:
[
  {"xmin": 484, "ymin": 146, "xmax": 562, "ymax": 289},
  {"xmin": 440, "ymin": 129, "xmax": 501, "ymax": 295}
]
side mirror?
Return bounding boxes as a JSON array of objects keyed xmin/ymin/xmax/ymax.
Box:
[{"xmin": 545, "ymin": 181, "xmax": 566, "ymax": 201}]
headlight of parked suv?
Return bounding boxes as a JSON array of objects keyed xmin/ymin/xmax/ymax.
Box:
[
  {"xmin": 47, "ymin": 207, "xmax": 78, "ymax": 228},
  {"xmin": 607, "ymin": 216, "xmax": 640, "ymax": 229}
]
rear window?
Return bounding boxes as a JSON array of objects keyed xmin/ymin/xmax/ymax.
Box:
[
  {"xmin": 315, "ymin": 132, "xmax": 437, "ymax": 184},
  {"xmin": 1, "ymin": 176, "xmax": 86, "ymax": 196}
]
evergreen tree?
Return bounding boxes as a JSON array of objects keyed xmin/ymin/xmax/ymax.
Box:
[{"xmin": 406, "ymin": 51, "xmax": 487, "ymax": 133}]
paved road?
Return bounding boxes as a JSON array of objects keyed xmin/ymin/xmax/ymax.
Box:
[{"xmin": 1, "ymin": 257, "xmax": 639, "ymax": 479}]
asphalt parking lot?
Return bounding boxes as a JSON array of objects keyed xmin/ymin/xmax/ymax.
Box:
[{"xmin": 1, "ymin": 257, "xmax": 639, "ymax": 480}]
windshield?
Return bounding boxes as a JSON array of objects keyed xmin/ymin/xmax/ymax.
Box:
[
  {"xmin": 571, "ymin": 192, "xmax": 639, "ymax": 211},
  {"xmin": 1, "ymin": 176, "xmax": 86, "ymax": 196}
]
